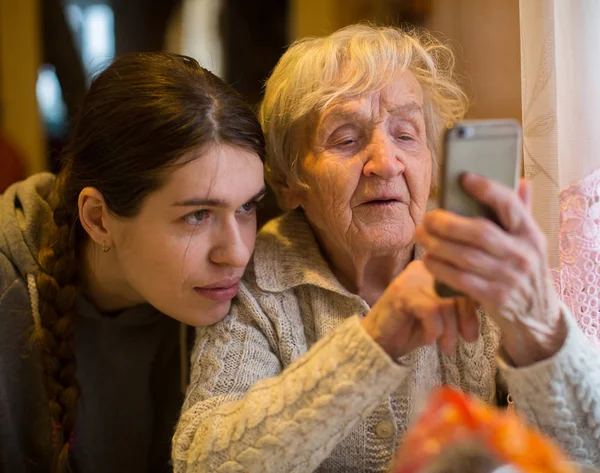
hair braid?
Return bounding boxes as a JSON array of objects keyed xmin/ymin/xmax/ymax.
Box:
[{"xmin": 35, "ymin": 170, "xmax": 81, "ymax": 472}]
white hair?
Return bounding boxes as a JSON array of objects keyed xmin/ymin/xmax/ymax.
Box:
[{"xmin": 259, "ymin": 24, "xmax": 468, "ymax": 198}]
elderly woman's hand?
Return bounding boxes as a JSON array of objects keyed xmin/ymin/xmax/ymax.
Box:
[
  {"xmin": 361, "ymin": 260, "xmax": 480, "ymax": 360},
  {"xmin": 415, "ymin": 173, "xmax": 567, "ymax": 366}
]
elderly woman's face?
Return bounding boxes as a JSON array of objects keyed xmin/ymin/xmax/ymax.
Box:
[{"xmin": 297, "ymin": 71, "xmax": 432, "ymax": 253}]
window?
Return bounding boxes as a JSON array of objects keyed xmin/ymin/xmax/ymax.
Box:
[{"xmin": 37, "ymin": 3, "xmax": 115, "ymax": 137}]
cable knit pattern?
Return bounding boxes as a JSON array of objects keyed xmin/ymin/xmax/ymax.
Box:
[
  {"xmin": 173, "ymin": 210, "xmax": 600, "ymax": 472},
  {"xmin": 499, "ymin": 313, "xmax": 600, "ymax": 467},
  {"xmin": 173, "ymin": 296, "xmax": 409, "ymax": 473}
]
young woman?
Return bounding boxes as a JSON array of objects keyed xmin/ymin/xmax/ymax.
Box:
[{"xmin": 0, "ymin": 53, "xmax": 266, "ymax": 473}]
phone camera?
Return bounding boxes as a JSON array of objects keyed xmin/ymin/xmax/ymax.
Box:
[{"xmin": 456, "ymin": 126, "xmax": 473, "ymax": 139}]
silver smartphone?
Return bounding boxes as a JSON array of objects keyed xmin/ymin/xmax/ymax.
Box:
[{"xmin": 434, "ymin": 119, "xmax": 522, "ymax": 298}]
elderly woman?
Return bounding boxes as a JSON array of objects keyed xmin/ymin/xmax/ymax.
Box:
[{"xmin": 173, "ymin": 25, "xmax": 600, "ymax": 472}]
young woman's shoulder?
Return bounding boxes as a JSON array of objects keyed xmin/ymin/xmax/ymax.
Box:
[
  {"xmin": 0, "ymin": 250, "xmax": 25, "ymax": 300},
  {"xmin": 0, "ymin": 173, "xmax": 54, "ymax": 304},
  {"xmin": 0, "ymin": 250, "xmax": 35, "ymax": 334},
  {"xmin": 0, "ymin": 250, "xmax": 51, "ymax": 471}
]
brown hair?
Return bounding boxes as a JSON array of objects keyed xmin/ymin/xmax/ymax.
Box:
[{"xmin": 34, "ymin": 53, "xmax": 265, "ymax": 472}]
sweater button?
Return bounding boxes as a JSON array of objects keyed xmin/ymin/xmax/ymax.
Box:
[{"xmin": 375, "ymin": 420, "xmax": 394, "ymax": 439}]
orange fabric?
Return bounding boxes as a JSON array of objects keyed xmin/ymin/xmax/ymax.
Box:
[{"xmin": 391, "ymin": 387, "xmax": 575, "ymax": 473}]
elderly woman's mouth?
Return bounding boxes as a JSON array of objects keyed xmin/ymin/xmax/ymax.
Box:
[{"xmin": 361, "ymin": 198, "xmax": 406, "ymax": 207}]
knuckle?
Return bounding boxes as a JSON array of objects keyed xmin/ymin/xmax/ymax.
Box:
[
  {"xmin": 423, "ymin": 210, "xmax": 442, "ymax": 229},
  {"xmin": 462, "ymin": 249, "xmax": 481, "ymax": 268},
  {"xmin": 424, "ymin": 326, "xmax": 442, "ymax": 345},
  {"xmin": 451, "ymin": 274, "xmax": 468, "ymax": 291},
  {"xmin": 491, "ymin": 286, "xmax": 511, "ymax": 307},
  {"xmin": 474, "ymin": 218, "xmax": 496, "ymax": 240},
  {"xmin": 502, "ymin": 268, "xmax": 522, "ymax": 287},
  {"xmin": 429, "ymin": 238, "xmax": 443, "ymax": 255},
  {"xmin": 513, "ymin": 250, "xmax": 531, "ymax": 272}
]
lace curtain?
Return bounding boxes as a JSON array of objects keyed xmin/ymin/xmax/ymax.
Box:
[{"xmin": 520, "ymin": 0, "xmax": 600, "ymax": 344}]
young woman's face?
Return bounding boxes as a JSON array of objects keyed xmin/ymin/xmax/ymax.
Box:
[{"xmin": 107, "ymin": 145, "xmax": 265, "ymax": 326}]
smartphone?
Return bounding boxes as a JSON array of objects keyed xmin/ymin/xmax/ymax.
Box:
[{"xmin": 434, "ymin": 119, "xmax": 522, "ymax": 298}]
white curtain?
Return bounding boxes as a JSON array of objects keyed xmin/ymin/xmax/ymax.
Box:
[{"xmin": 520, "ymin": 0, "xmax": 600, "ymax": 344}]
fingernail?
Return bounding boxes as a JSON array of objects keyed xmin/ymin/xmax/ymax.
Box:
[{"xmin": 460, "ymin": 172, "xmax": 476, "ymax": 184}]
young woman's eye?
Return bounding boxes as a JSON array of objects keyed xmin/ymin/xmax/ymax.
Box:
[
  {"xmin": 183, "ymin": 209, "xmax": 209, "ymax": 225},
  {"xmin": 239, "ymin": 201, "xmax": 257, "ymax": 214}
]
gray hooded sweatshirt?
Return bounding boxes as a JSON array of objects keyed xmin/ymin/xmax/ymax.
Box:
[{"xmin": 0, "ymin": 173, "xmax": 185, "ymax": 472}]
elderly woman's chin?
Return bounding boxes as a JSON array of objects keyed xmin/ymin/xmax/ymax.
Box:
[{"xmin": 352, "ymin": 204, "xmax": 416, "ymax": 252}]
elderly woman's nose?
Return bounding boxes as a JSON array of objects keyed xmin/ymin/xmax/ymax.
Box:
[{"xmin": 363, "ymin": 132, "xmax": 405, "ymax": 179}]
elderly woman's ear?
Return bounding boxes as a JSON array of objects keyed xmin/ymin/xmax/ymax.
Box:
[
  {"xmin": 264, "ymin": 166, "xmax": 303, "ymax": 210},
  {"xmin": 276, "ymin": 181, "xmax": 303, "ymax": 210}
]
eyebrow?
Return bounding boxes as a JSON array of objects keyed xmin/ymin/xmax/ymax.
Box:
[
  {"xmin": 320, "ymin": 101, "xmax": 423, "ymax": 125},
  {"xmin": 319, "ymin": 108, "xmax": 365, "ymax": 127},
  {"xmin": 386, "ymin": 101, "xmax": 424, "ymax": 118},
  {"xmin": 172, "ymin": 186, "xmax": 267, "ymax": 208}
]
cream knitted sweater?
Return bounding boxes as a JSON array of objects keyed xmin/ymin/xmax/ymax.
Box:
[{"xmin": 173, "ymin": 210, "xmax": 600, "ymax": 473}]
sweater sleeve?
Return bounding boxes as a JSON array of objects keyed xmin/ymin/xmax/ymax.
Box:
[
  {"xmin": 499, "ymin": 305, "xmax": 600, "ymax": 467},
  {"xmin": 172, "ymin": 284, "xmax": 410, "ymax": 473}
]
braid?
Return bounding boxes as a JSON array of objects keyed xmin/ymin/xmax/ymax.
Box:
[{"xmin": 35, "ymin": 171, "xmax": 81, "ymax": 473}]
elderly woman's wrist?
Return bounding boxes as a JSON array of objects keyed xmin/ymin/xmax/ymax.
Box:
[
  {"xmin": 360, "ymin": 318, "xmax": 409, "ymax": 360},
  {"xmin": 500, "ymin": 312, "xmax": 567, "ymax": 367}
]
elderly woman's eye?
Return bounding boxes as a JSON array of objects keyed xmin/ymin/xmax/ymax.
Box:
[
  {"xmin": 397, "ymin": 134, "xmax": 414, "ymax": 141},
  {"xmin": 332, "ymin": 136, "xmax": 359, "ymax": 148}
]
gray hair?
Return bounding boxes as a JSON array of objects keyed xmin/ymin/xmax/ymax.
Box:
[{"xmin": 259, "ymin": 24, "xmax": 468, "ymax": 198}]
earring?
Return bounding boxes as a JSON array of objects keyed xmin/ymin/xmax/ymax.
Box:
[{"xmin": 101, "ymin": 241, "xmax": 111, "ymax": 253}]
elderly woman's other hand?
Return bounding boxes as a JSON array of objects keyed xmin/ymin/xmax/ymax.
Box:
[
  {"xmin": 361, "ymin": 260, "xmax": 480, "ymax": 360},
  {"xmin": 415, "ymin": 173, "xmax": 567, "ymax": 366}
]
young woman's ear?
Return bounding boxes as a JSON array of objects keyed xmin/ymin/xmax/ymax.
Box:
[{"xmin": 78, "ymin": 187, "xmax": 112, "ymax": 249}]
